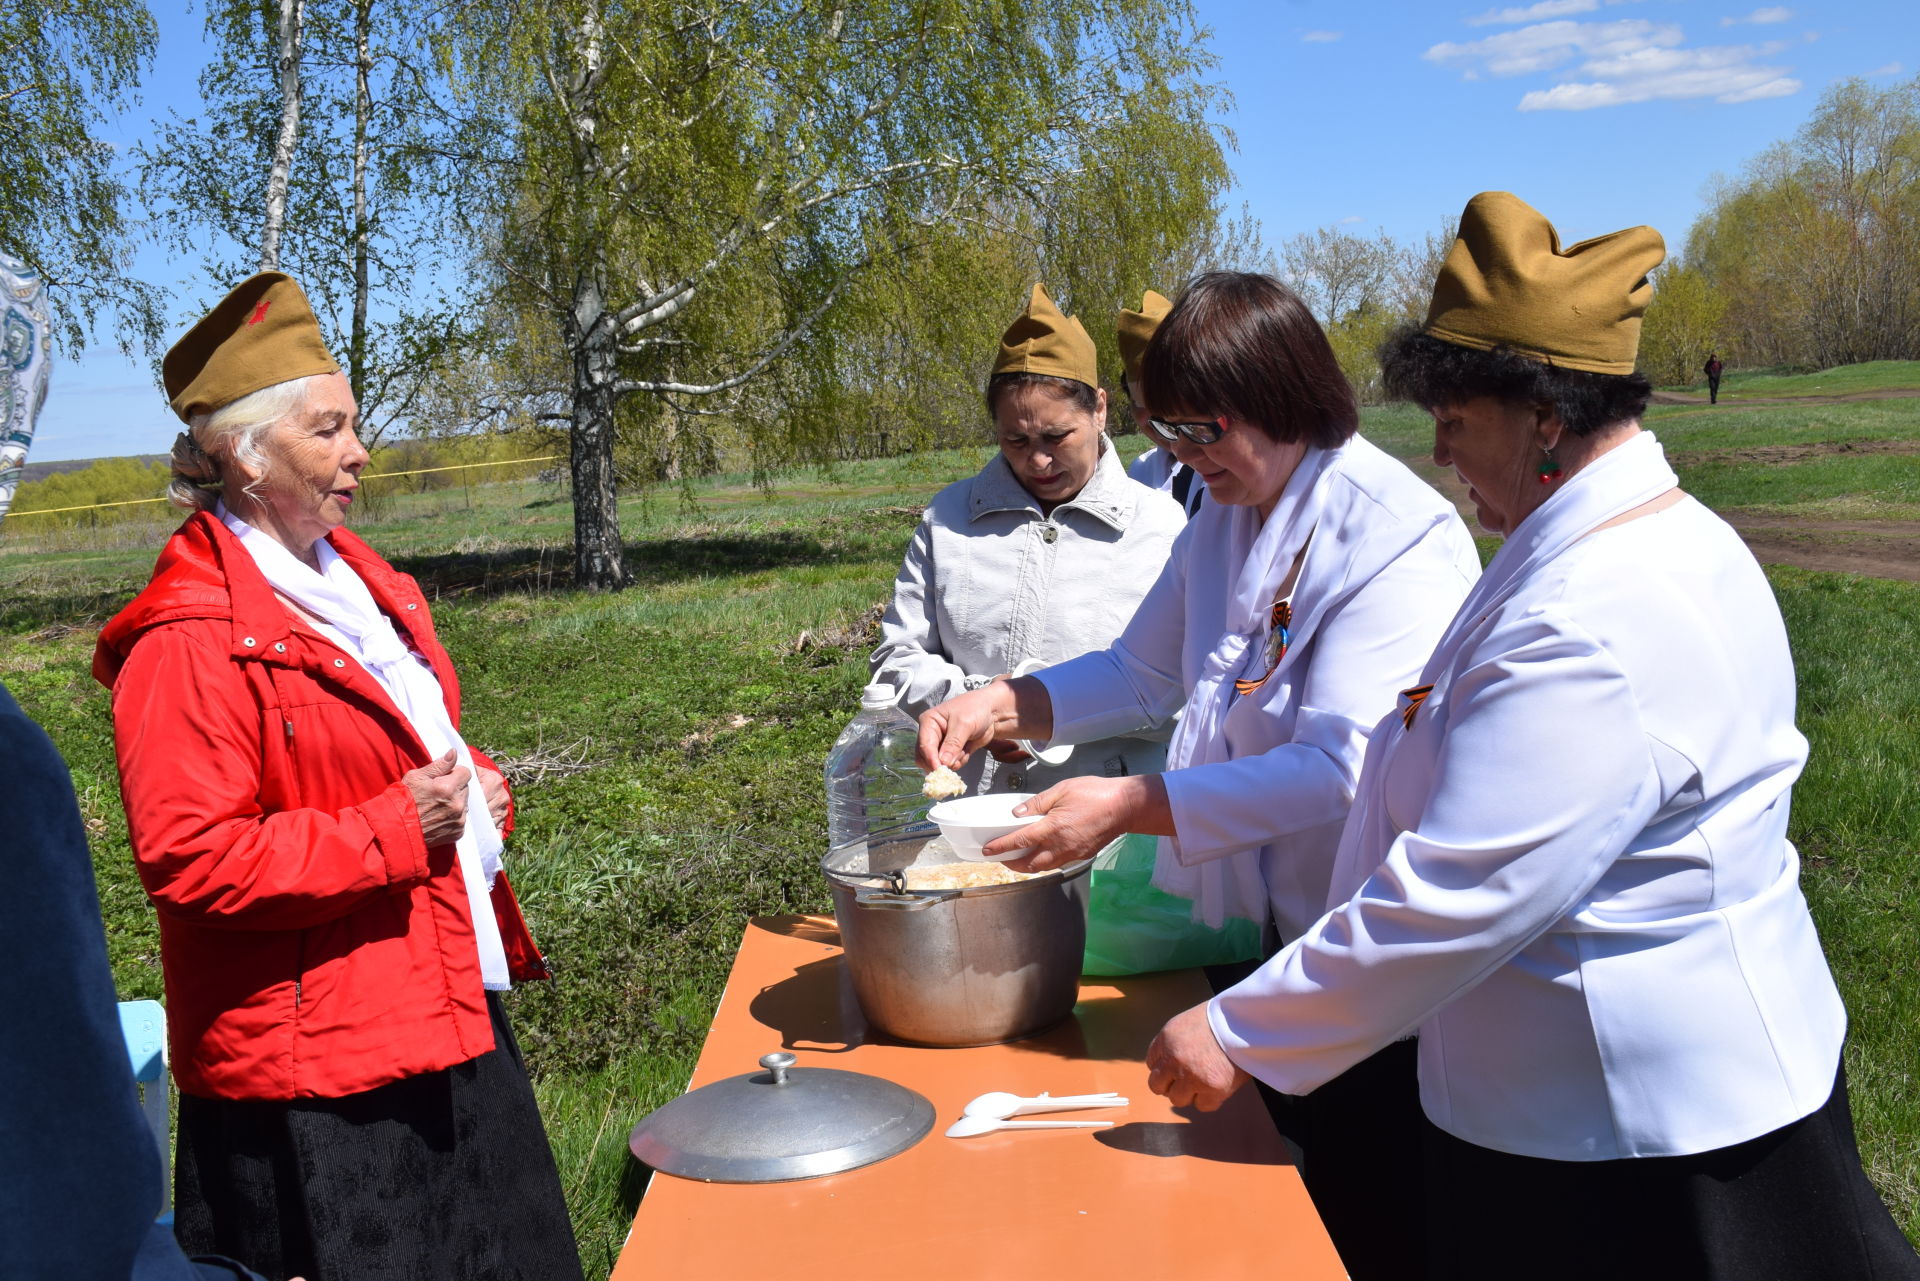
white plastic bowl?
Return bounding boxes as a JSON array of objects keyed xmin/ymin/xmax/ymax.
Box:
[{"xmin": 927, "ymin": 793, "xmax": 1042, "ymax": 862}]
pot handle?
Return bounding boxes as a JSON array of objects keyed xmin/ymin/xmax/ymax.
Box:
[{"xmin": 854, "ymin": 889, "xmax": 951, "ymax": 911}]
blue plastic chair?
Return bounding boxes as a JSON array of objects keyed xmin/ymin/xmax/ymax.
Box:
[{"xmin": 118, "ymin": 1000, "xmax": 171, "ymax": 1225}]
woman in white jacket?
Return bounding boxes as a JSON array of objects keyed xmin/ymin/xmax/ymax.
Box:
[
  {"xmin": 918, "ymin": 271, "xmax": 1480, "ymax": 1279},
  {"xmin": 873, "ymin": 282, "xmax": 1186, "ymax": 798},
  {"xmin": 1144, "ymin": 194, "xmax": 1920, "ymax": 1278}
]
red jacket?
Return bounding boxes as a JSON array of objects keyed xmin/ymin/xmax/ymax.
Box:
[{"xmin": 93, "ymin": 512, "xmax": 549, "ymax": 1100}]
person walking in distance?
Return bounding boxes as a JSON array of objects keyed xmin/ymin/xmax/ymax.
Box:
[{"xmin": 1704, "ymin": 352, "xmax": 1723, "ymax": 404}]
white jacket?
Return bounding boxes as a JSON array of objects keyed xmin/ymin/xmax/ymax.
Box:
[
  {"xmin": 872, "ymin": 443, "xmax": 1185, "ymax": 794},
  {"xmin": 1129, "ymin": 445, "xmax": 1206, "ymax": 516},
  {"xmin": 1039, "ymin": 433, "xmax": 1481, "ymax": 938},
  {"xmin": 1211, "ymin": 431, "xmax": 1847, "ymax": 1161}
]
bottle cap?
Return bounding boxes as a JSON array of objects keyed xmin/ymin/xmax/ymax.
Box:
[{"xmin": 860, "ymin": 681, "xmax": 903, "ymax": 712}]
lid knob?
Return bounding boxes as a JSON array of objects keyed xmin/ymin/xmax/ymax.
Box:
[{"xmin": 760, "ymin": 1051, "xmax": 797, "ymax": 1085}]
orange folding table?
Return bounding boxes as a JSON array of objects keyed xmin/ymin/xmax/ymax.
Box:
[{"xmin": 611, "ymin": 915, "xmax": 1346, "ymax": 1281}]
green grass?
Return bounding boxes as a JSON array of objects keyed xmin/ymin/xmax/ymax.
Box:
[
  {"xmin": 1647, "ymin": 396, "xmax": 1920, "ymax": 452},
  {"xmin": 0, "ymin": 456, "xmax": 979, "ymax": 1273},
  {"xmin": 6, "ymin": 427, "xmax": 1920, "ymax": 1268},
  {"xmin": 1665, "ymin": 359, "xmax": 1920, "ymax": 400},
  {"xmin": 1771, "ymin": 569, "xmax": 1920, "ymax": 1219},
  {"xmin": 1679, "ymin": 453, "xmax": 1920, "ymax": 520}
]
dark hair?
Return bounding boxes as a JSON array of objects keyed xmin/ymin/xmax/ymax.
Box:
[
  {"xmin": 985, "ymin": 372, "xmax": 1100, "ymax": 417},
  {"xmin": 1140, "ymin": 272, "xmax": 1357, "ymax": 449},
  {"xmin": 1379, "ymin": 328, "xmax": 1652, "ymax": 437}
]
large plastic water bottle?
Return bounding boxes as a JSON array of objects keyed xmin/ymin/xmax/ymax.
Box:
[{"xmin": 825, "ymin": 681, "xmax": 932, "ymax": 853}]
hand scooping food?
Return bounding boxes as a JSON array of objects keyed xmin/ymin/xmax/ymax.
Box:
[{"xmin": 922, "ymin": 765, "xmax": 966, "ymax": 800}]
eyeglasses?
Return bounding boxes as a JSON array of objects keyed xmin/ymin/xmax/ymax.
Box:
[{"xmin": 1146, "ymin": 416, "xmax": 1225, "ymax": 446}]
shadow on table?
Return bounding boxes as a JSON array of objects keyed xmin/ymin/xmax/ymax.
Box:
[
  {"xmin": 741, "ymin": 916, "xmax": 1233, "ymax": 1067},
  {"xmin": 750, "ymin": 915, "xmax": 841, "ymax": 947},
  {"xmin": 746, "ymin": 956, "xmax": 868, "ymax": 1055},
  {"xmin": 1096, "ymin": 1112, "xmax": 1295, "ymax": 1167}
]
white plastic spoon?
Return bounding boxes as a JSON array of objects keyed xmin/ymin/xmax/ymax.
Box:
[
  {"xmin": 961, "ymin": 1091, "xmax": 1128, "ymax": 1120},
  {"xmin": 945, "ymin": 1116, "xmax": 1115, "ymax": 1139}
]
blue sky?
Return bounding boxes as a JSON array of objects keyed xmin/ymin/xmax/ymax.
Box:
[{"xmin": 27, "ymin": 0, "xmax": 1916, "ymax": 462}]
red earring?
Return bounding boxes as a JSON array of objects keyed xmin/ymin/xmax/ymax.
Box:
[{"xmin": 1536, "ymin": 447, "xmax": 1563, "ymax": 485}]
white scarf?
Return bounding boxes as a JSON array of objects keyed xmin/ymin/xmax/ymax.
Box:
[
  {"xmin": 1326, "ymin": 429, "xmax": 1678, "ymax": 909},
  {"xmin": 219, "ymin": 505, "xmax": 511, "ymax": 990},
  {"xmin": 1151, "ymin": 446, "xmax": 1338, "ymax": 927},
  {"xmin": 1425, "ymin": 429, "xmax": 1675, "ymax": 686}
]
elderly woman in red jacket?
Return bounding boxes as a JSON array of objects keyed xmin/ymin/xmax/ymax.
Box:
[{"xmin": 93, "ymin": 274, "xmax": 582, "ymax": 1281}]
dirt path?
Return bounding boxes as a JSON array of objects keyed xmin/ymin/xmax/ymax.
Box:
[
  {"xmin": 1406, "ymin": 459, "xmax": 1920, "ymax": 584},
  {"xmin": 1668, "ymin": 438, "xmax": 1920, "ymax": 467},
  {"xmin": 1717, "ymin": 515, "xmax": 1920, "ymax": 584}
]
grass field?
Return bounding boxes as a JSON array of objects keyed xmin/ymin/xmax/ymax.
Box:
[
  {"xmin": 4, "ymin": 391, "xmax": 1920, "ymax": 1271},
  {"xmin": 1665, "ymin": 359, "xmax": 1920, "ymax": 401}
]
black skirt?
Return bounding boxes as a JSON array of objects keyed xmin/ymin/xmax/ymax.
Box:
[
  {"xmin": 1423, "ymin": 1063, "xmax": 1920, "ymax": 1281},
  {"xmin": 1207, "ymin": 964, "xmax": 1430, "ymax": 1281},
  {"xmin": 174, "ymin": 993, "xmax": 584, "ymax": 1281}
]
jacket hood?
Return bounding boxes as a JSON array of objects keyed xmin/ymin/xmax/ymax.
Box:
[{"xmin": 92, "ymin": 510, "xmax": 393, "ymax": 688}]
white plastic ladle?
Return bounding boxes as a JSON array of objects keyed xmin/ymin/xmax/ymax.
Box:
[
  {"xmin": 945, "ymin": 1116, "xmax": 1115, "ymax": 1139},
  {"xmin": 961, "ymin": 1091, "xmax": 1127, "ymax": 1120}
]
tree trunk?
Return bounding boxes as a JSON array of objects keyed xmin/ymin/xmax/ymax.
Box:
[
  {"xmin": 260, "ymin": 0, "xmax": 304, "ymax": 271},
  {"xmin": 349, "ymin": 0, "xmax": 372, "ymax": 404},
  {"xmin": 568, "ymin": 274, "xmax": 629, "ymax": 590}
]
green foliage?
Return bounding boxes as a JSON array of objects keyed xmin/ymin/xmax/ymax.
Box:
[
  {"xmin": 137, "ymin": 0, "xmax": 482, "ymax": 435},
  {"xmin": 7, "ymin": 457, "xmax": 171, "ymax": 529},
  {"xmin": 443, "ymin": 0, "xmax": 1241, "ymax": 570},
  {"xmin": 0, "ymin": 0, "xmax": 163, "ymax": 352},
  {"xmin": 1688, "ymin": 76, "xmax": 1920, "ymax": 370},
  {"xmin": 1638, "ymin": 264, "xmax": 1729, "ymax": 388},
  {"xmin": 1326, "ymin": 303, "xmax": 1400, "ymax": 404}
]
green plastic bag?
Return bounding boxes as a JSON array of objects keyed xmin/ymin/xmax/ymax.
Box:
[{"xmin": 1081, "ymin": 833, "xmax": 1261, "ymax": 976}]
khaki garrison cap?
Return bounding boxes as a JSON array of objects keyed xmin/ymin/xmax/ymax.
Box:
[
  {"xmin": 993, "ymin": 283, "xmax": 1098, "ymax": 390},
  {"xmin": 164, "ymin": 272, "xmax": 340, "ymax": 422},
  {"xmin": 1115, "ymin": 288, "xmax": 1172, "ymax": 389},
  {"xmin": 1424, "ymin": 192, "xmax": 1666, "ymax": 376}
]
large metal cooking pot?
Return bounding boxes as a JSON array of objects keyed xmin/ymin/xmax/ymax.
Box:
[{"xmin": 821, "ymin": 827, "xmax": 1098, "ymax": 1047}]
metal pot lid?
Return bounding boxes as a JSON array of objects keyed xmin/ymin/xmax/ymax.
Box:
[{"xmin": 629, "ymin": 1052, "xmax": 935, "ymax": 1184}]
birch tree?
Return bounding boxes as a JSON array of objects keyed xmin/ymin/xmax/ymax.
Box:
[
  {"xmin": 0, "ymin": 0, "xmax": 162, "ymax": 352},
  {"xmin": 259, "ymin": 0, "xmax": 305, "ymax": 269},
  {"xmin": 140, "ymin": 0, "xmax": 473, "ymax": 438},
  {"xmin": 453, "ymin": 0, "xmax": 1226, "ymax": 590}
]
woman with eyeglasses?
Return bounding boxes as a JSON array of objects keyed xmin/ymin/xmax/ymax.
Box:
[{"xmin": 917, "ymin": 270, "xmax": 1480, "ymax": 1280}]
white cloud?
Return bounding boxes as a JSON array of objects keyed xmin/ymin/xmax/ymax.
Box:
[
  {"xmin": 1467, "ymin": 0, "xmax": 1597, "ymax": 27},
  {"xmin": 1466, "ymin": 0, "xmax": 1643, "ymax": 25},
  {"xmin": 1721, "ymin": 7, "xmax": 1793, "ymax": 25},
  {"xmin": 1426, "ymin": 19, "xmax": 1683, "ymax": 78},
  {"xmin": 1339, "ymin": 215, "xmax": 1366, "ymax": 224},
  {"xmin": 1302, "ymin": 30, "xmax": 1342, "ymax": 43},
  {"xmin": 1429, "ymin": 15, "xmax": 1802, "ymax": 110},
  {"xmin": 1869, "ymin": 61, "xmax": 1904, "ymax": 76}
]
